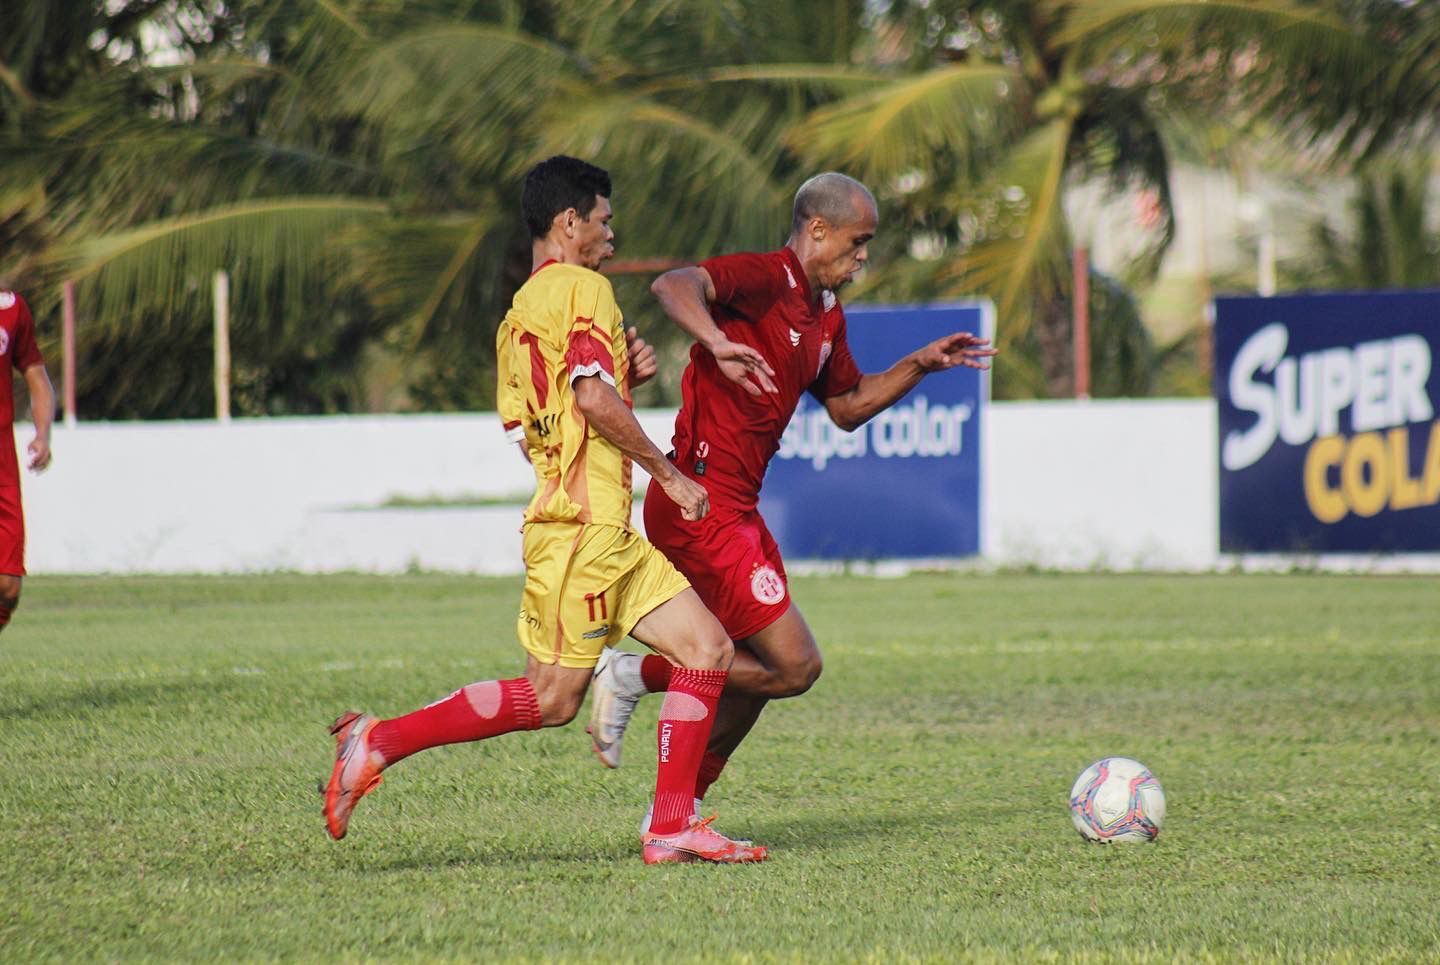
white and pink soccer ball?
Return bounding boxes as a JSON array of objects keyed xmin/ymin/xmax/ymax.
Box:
[{"xmin": 1069, "ymin": 757, "xmax": 1166, "ymax": 843}]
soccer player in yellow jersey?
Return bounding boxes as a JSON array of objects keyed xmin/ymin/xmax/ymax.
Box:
[{"xmin": 323, "ymin": 156, "xmax": 766, "ymax": 864}]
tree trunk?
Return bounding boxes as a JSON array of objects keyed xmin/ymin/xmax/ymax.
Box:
[{"xmin": 1033, "ymin": 294, "xmax": 1074, "ymax": 398}]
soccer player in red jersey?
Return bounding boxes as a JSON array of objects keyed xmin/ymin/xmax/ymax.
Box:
[
  {"xmin": 586, "ymin": 173, "xmax": 997, "ymax": 831},
  {"xmin": 324, "ymin": 157, "xmax": 765, "ymax": 864},
  {"xmin": 0, "ymin": 289, "xmax": 55, "ymax": 635}
]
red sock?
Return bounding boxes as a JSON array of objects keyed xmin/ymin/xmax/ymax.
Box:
[
  {"xmin": 639, "ymin": 654, "xmax": 673, "ymax": 693},
  {"xmin": 369, "ymin": 677, "xmax": 542, "ymax": 766},
  {"xmin": 695, "ymin": 750, "xmax": 729, "ymax": 799},
  {"xmin": 649, "ymin": 667, "xmax": 727, "ymax": 835}
]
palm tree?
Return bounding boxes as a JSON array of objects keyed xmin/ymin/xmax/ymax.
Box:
[
  {"xmin": 8, "ymin": 0, "xmax": 877, "ymax": 416},
  {"xmin": 8, "ymin": 1, "xmax": 1430, "ymax": 413},
  {"xmin": 784, "ymin": 0, "xmax": 1397, "ymax": 398},
  {"xmin": 1292, "ymin": 156, "xmax": 1440, "ymax": 292}
]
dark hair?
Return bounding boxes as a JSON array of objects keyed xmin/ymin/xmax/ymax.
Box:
[{"xmin": 522, "ymin": 156, "xmax": 612, "ymax": 238}]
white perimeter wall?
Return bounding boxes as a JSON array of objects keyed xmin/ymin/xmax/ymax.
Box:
[
  {"xmin": 15, "ymin": 401, "xmax": 1229, "ymax": 575},
  {"xmin": 983, "ymin": 401, "xmax": 1217, "ymax": 570}
]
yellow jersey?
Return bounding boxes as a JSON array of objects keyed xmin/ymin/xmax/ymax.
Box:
[{"xmin": 497, "ymin": 261, "xmax": 634, "ymax": 528}]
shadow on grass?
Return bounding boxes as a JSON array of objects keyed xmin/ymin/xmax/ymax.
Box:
[
  {"xmin": 348, "ymin": 805, "xmax": 940, "ymax": 870},
  {"xmin": 0, "ymin": 675, "xmax": 252, "ymax": 721},
  {"xmin": 743, "ymin": 806, "xmax": 941, "ymax": 853}
]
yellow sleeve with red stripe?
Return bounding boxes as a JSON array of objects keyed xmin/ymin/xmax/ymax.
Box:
[
  {"xmin": 495, "ymin": 319, "xmax": 526, "ymax": 443},
  {"xmin": 563, "ymin": 276, "xmax": 624, "ymax": 388}
]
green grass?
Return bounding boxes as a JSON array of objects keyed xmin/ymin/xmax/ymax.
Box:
[{"xmin": 2, "ymin": 572, "xmax": 1438, "ymax": 962}]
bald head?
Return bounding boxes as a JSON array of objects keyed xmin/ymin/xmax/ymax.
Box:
[
  {"xmin": 786, "ymin": 173, "xmax": 879, "ymax": 293},
  {"xmin": 791, "ymin": 172, "xmax": 876, "ymax": 234}
]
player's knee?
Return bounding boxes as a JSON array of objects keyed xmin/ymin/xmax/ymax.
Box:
[
  {"xmin": 535, "ymin": 689, "xmax": 584, "ymax": 728},
  {"xmin": 773, "ymin": 651, "xmax": 823, "ymax": 698},
  {"xmin": 680, "ymin": 621, "xmax": 733, "ymax": 672}
]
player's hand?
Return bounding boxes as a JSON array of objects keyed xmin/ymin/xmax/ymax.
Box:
[
  {"xmin": 659, "ymin": 471, "xmax": 710, "ymax": 521},
  {"xmin": 917, "ymin": 332, "xmax": 999, "ymax": 372},
  {"xmin": 709, "ymin": 338, "xmax": 777, "ymax": 396},
  {"xmin": 625, "ymin": 327, "xmax": 657, "ymax": 387},
  {"xmin": 26, "ymin": 436, "xmax": 51, "ymax": 473}
]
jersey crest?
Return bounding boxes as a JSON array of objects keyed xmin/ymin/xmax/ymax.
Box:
[
  {"xmin": 750, "ymin": 564, "xmax": 786, "ymax": 605},
  {"xmin": 817, "ymin": 338, "xmax": 833, "ymax": 377}
]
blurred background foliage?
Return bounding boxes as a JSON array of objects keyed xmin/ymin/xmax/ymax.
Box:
[{"xmin": 0, "ymin": 0, "xmax": 1436, "ymax": 418}]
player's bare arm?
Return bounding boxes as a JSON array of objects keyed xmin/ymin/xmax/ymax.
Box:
[
  {"xmin": 824, "ymin": 332, "xmax": 998, "ymax": 432},
  {"xmin": 23, "ymin": 363, "xmax": 54, "ymax": 472},
  {"xmin": 651, "ymin": 267, "xmax": 777, "ymax": 396},
  {"xmin": 571, "ymin": 374, "xmax": 709, "ymax": 521}
]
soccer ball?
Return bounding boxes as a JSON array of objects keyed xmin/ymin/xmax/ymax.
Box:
[{"xmin": 1068, "ymin": 757, "xmax": 1166, "ymax": 843}]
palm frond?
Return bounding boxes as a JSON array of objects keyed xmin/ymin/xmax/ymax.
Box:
[
  {"xmin": 787, "ymin": 64, "xmax": 1023, "ymax": 188},
  {"xmin": 344, "ymin": 210, "xmax": 504, "ymax": 345},
  {"xmin": 310, "ymin": 0, "xmax": 371, "ymax": 39},
  {"xmin": 337, "ymin": 23, "xmax": 576, "ymax": 177},
  {"xmin": 1058, "ymin": 0, "xmax": 1367, "ymax": 62},
  {"xmin": 1361, "ymin": 4, "xmax": 1440, "ymax": 156},
  {"xmin": 643, "ymin": 63, "xmax": 889, "ymax": 98},
  {"xmin": 1058, "ymin": 0, "xmax": 1389, "ymax": 163},
  {"xmin": 531, "ymin": 92, "xmax": 789, "ymax": 256},
  {"xmin": 11, "ymin": 61, "xmax": 384, "ymax": 240},
  {"xmin": 1069, "ymin": 87, "xmax": 1176, "ymax": 280},
  {"xmin": 947, "ymin": 118, "xmax": 1074, "ymax": 341},
  {"xmin": 47, "ymin": 197, "xmax": 391, "ymax": 334}
]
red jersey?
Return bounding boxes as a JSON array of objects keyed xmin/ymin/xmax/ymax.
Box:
[
  {"xmin": 0, "ymin": 292, "xmax": 44, "ymax": 482},
  {"xmin": 669, "ymin": 247, "xmax": 863, "ymax": 511}
]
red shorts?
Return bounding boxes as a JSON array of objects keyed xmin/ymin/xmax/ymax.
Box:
[
  {"xmin": 643, "ymin": 480, "xmax": 789, "ymax": 640},
  {"xmin": 0, "ymin": 485, "xmax": 25, "ymax": 576}
]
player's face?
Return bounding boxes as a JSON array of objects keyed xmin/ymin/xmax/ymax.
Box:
[
  {"xmin": 813, "ymin": 196, "xmax": 877, "ymax": 291},
  {"xmin": 576, "ymin": 195, "xmax": 615, "ymax": 271}
]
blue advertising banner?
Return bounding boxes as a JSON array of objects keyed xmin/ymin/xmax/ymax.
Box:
[
  {"xmin": 1214, "ymin": 290, "xmax": 1440, "ymax": 552},
  {"xmin": 758, "ymin": 302, "xmax": 992, "ymax": 559}
]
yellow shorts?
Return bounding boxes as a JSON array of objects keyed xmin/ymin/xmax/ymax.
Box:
[{"xmin": 517, "ymin": 522, "xmax": 690, "ymax": 669}]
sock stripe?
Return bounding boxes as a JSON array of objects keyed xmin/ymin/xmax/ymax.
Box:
[
  {"xmin": 670, "ymin": 666, "xmax": 726, "ymax": 699},
  {"xmin": 503, "ymin": 677, "xmax": 542, "ymax": 730}
]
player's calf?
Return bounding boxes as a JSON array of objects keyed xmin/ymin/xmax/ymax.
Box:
[{"xmin": 0, "ymin": 575, "xmax": 20, "ymax": 632}]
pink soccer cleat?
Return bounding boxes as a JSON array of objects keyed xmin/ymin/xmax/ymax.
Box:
[{"xmin": 641, "ymin": 815, "xmax": 768, "ymax": 865}]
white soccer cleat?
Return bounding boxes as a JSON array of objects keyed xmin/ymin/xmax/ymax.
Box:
[{"xmin": 586, "ymin": 648, "xmax": 645, "ymax": 768}]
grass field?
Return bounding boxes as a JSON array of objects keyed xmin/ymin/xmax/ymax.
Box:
[{"xmin": 2, "ymin": 572, "xmax": 1437, "ymax": 961}]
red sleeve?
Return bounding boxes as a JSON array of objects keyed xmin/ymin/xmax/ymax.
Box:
[
  {"xmin": 699, "ymin": 252, "xmax": 785, "ymax": 321},
  {"xmin": 810, "ymin": 310, "xmax": 863, "ymax": 399},
  {"xmin": 12, "ymin": 295, "xmax": 43, "ymax": 372}
]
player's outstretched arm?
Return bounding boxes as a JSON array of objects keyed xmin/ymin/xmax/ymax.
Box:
[
  {"xmin": 572, "ymin": 374, "xmax": 709, "ymax": 521},
  {"xmin": 22, "ymin": 363, "xmax": 54, "ymax": 472},
  {"xmin": 823, "ymin": 332, "xmax": 998, "ymax": 432},
  {"xmin": 651, "ymin": 268, "xmax": 776, "ymax": 395}
]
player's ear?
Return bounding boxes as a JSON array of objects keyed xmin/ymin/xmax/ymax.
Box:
[
  {"xmin": 809, "ymin": 217, "xmax": 827, "ymax": 242},
  {"xmin": 555, "ymin": 208, "xmax": 578, "ymax": 237}
]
